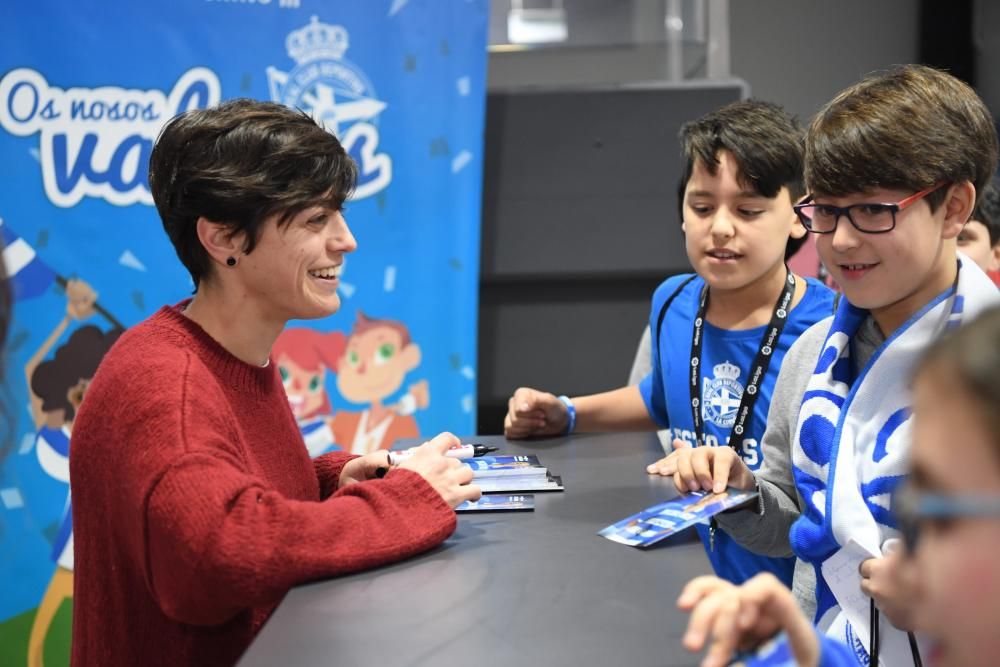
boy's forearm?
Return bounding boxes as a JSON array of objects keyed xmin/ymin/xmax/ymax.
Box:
[
  {"xmin": 573, "ymin": 385, "xmax": 659, "ymax": 432},
  {"xmin": 714, "ymin": 477, "xmax": 800, "ymax": 557},
  {"xmin": 714, "ymin": 412, "xmax": 804, "ymax": 556},
  {"xmin": 715, "ymin": 319, "xmax": 824, "ymax": 557}
]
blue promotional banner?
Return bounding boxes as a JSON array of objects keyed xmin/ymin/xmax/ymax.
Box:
[{"xmin": 0, "ymin": 1, "xmax": 488, "ymax": 662}]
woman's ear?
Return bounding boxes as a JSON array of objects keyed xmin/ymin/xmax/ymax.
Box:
[
  {"xmin": 196, "ymin": 217, "xmax": 244, "ymax": 267},
  {"xmin": 941, "ymin": 181, "xmax": 977, "ymax": 240}
]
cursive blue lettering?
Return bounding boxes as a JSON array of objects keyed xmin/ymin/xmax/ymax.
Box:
[
  {"xmin": 88, "ymin": 101, "xmax": 105, "ymax": 121},
  {"xmin": 39, "ymin": 99, "xmax": 59, "ymax": 120},
  {"xmin": 106, "ymin": 135, "xmax": 152, "ymax": 192},
  {"xmin": 69, "ymin": 99, "xmax": 86, "ymax": 120},
  {"xmin": 174, "ymin": 80, "xmax": 212, "ymax": 114},
  {"xmin": 52, "ymin": 133, "xmax": 105, "ymax": 194},
  {"xmin": 7, "ymin": 81, "xmax": 38, "ymax": 123}
]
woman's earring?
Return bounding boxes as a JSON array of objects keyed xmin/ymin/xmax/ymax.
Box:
[{"xmin": 226, "ymin": 256, "xmax": 237, "ymax": 267}]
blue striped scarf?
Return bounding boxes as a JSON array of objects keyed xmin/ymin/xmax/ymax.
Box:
[{"xmin": 790, "ymin": 257, "xmax": 999, "ymax": 665}]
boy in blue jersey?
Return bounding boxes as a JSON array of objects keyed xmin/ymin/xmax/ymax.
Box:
[
  {"xmin": 504, "ymin": 100, "xmax": 837, "ymax": 586},
  {"xmin": 659, "ymin": 65, "xmax": 999, "ymax": 666}
]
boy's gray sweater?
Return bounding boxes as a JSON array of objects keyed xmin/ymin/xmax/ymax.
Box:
[{"xmin": 714, "ymin": 314, "xmax": 885, "ymax": 619}]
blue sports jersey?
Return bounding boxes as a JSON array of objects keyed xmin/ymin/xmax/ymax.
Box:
[{"xmin": 639, "ymin": 273, "xmax": 836, "ymax": 586}]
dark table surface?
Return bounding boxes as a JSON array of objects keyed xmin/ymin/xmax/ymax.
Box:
[{"xmin": 239, "ymin": 432, "xmax": 713, "ymax": 667}]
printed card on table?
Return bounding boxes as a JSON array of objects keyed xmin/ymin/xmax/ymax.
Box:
[
  {"xmin": 598, "ymin": 487, "xmax": 758, "ymax": 547},
  {"xmin": 463, "ymin": 455, "xmax": 544, "ymax": 476},
  {"xmin": 455, "ymin": 494, "xmax": 535, "ymax": 513}
]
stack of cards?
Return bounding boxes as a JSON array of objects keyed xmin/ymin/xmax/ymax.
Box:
[
  {"xmin": 455, "ymin": 494, "xmax": 535, "ymax": 513},
  {"xmin": 464, "ymin": 455, "xmax": 564, "ymax": 493},
  {"xmin": 598, "ymin": 487, "xmax": 759, "ymax": 548}
]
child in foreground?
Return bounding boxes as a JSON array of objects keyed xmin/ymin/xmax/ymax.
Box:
[{"xmin": 676, "ymin": 306, "xmax": 1000, "ymax": 667}]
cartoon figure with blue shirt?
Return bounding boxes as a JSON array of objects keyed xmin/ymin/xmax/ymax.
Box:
[{"xmin": 25, "ymin": 279, "xmax": 121, "ymax": 667}]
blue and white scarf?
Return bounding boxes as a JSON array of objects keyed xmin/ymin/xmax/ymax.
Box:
[{"xmin": 790, "ymin": 257, "xmax": 999, "ymax": 666}]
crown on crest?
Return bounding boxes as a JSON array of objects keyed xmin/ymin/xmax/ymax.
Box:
[
  {"xmin": 713, "ymin": 361, "xmax": 741, "ymax": 381},
  {"xmin": 287, "ymin": 16, "xmax": 349, "ymax": 64}
]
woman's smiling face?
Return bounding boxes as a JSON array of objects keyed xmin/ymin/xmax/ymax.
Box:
[{"xmin": 238, "ymin": 204, "xmax": 357, "ymax": 323}]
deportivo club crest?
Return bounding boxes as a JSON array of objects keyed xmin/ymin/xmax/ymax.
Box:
[
  {"xmin": 267, "ymin": 16, "xmax": 392, "ymax": 199},
  {"xmin": 702, "ymin": 361, "xmax": 744, "ymax": 428}
]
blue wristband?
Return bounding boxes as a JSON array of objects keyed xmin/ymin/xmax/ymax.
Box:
[{"xmin": 557, "ymin": 395, "xmax": 576, "ymax": 434}]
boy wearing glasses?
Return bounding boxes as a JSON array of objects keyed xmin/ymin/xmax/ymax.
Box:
[
  {"xmin": 504, "ymin": 100, "xmax": 836, "ymax": 587},
  {"xmin": 654, "ymin": 65, "xmax": 1000, "ymax": 665}
]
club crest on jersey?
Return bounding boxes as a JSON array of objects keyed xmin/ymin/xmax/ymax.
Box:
[
  {"xmin": 267, "ymin": 16, "xmax": 392, "ymax": 199},
  {"xmin": 702, "ymin": 360, "xmax": 744, "ymax": 428}
]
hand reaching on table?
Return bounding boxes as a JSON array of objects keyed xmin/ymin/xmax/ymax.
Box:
[
  {"xmin": 503, "ymin": 387, "xmax": 569, "ymax": 439},
  {"xmin": 646, "ymin": 439, "xmax": 756, "ymax": 495},
  {"xmin": 396, "ymin": 432, "xmax": 482, "ymax": 508}
]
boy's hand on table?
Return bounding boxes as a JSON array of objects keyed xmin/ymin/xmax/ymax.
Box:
[
  {"xmin": 503, "ymin": 387, "xmax": 569, "ymax": 439},
  {"xmin": 647, "ymin": 439, "xmax": 756, "ymax": 495}
]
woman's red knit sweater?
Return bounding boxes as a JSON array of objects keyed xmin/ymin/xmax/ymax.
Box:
[{"xmin": 69, "ymin": 304, "xmax": 455, "ymax": 666}]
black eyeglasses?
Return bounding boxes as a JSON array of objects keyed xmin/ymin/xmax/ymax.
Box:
[
  {"xmin": 793, "ymin": 183, "xmax": 946, "ymax": 234},
  {"xmin": 891, "ymin": 482, "xmax": 1000, "ymax": 554}
]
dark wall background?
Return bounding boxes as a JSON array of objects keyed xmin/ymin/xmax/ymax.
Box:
[{"xmin": 487, "ymin": 0, "xmax": 922, "ymax": 123}]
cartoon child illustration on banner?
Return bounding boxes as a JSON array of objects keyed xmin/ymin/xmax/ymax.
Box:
[
  {"xmin": 274, "ymin": 314, "xmax": 428, "ymax": 457},
  {"xmin": 23, "ymin": 278, "xmax": 122, "ymax": 667},
  {"xmin": 332, "ymin": 311, "xmax": 428, "ymax": 455},
  {"xmin": 273, "ymin": 328, "xmax": 347, "ymax": 457}
]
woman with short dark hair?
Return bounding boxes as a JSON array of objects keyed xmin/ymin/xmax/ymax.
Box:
[{"xmin": 69, "ymin": 99, "xmax": 480, "ymax": 666}]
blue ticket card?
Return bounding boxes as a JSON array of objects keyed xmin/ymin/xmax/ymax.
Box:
[
  {"xmin": 455, "ymin": 494, "xmax": 535, "ymax": 512},
  {"xmin": 463, "ymin": 455, "xmax": 544, "ymax": 475},
  {"xmin": 598, "ymin": 487, "xmax": 758, "ymax": 547}
]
